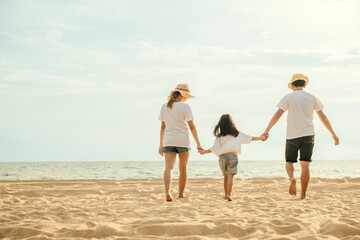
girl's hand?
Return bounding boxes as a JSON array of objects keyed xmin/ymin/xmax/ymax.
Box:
[
  {"xmin": 158, "ymin": 145, "xmax": 164, "ymax": 157},
  {"xmin": 260, "ymin": 135, "xmax": 267, "ymax": 141}
]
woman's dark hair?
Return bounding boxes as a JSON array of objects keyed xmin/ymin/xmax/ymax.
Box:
[
  {"xmin": 213, "ymin": 114, "xmax": 239, "ymax": 137},
  {"xmin": 292, "ymin": 80, "xmax": 306, "ymax": 87}
]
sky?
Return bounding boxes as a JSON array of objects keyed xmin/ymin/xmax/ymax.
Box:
[{"xmin": 0, "ymin": 0, "xmax": 360, "ymax": 162}]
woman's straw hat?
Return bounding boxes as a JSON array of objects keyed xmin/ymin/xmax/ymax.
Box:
[
  {"xmin": 288, "ymin": 73, "xmax": 309, "ymax": 89},
  {"xmin": 171, "ymin": 84, "xmax": 195, "ymax": 99}
]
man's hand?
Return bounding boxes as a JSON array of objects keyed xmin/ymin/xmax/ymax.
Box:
[
  {"xmin": 158, "ymin": 145, "xmax": 164, "ymax": 157},
  {"xmin": 260, "ymin": 135, "xmax": 267, "ymax": 141},
  {"xmin": 333, "ymin": 134, "xmax": 339, "ymax": 145},
  {"xmin": 261, "ymin": 132, "xmax": 269, "ymax": 141}
]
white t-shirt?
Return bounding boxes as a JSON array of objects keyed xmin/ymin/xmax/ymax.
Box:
[
  {"xmin": 158, "ymin": 102, "xmax": 194, "ymax": 148},
  {"xmin": 277, "ymin": 90, "xmax": 324, "ymax": 140},
  {"xmin": 209, "ymin": 132, "xmax": 252, "ymax": 157}
]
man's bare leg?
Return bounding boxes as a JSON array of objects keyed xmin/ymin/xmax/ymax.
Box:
[
  {"xmin": 226, "ymin": 174, "xmax": 234, "ymax": 201},
  {"xmin": 286, "ymin": 162, "xmax": 297, "ymax": 195},
  {"xmin": 178, "ymin": 151, "xmax": 190, "ymax": 198},
  {"xmin": 223, "ymin": 174, "xmax": 228, "ymax": 198},
  {"xmin": 300, "ymin": 161, "xmax": 310, "ymax": 199},
  {"xmin": 164, "ymin": 153, "xmax": 176, "ymax": 201}
]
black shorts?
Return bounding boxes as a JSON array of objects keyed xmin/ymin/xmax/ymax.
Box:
[{"xmin": 285, "ymin": 135, "xmax": 315, "ymax": 163}]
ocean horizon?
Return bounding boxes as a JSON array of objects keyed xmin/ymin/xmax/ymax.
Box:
[{"xmin": 1, "ymin": 160, "xmax": 359, "ymax": 181}]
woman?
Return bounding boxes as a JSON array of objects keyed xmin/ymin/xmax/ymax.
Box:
[{"xmin": 158, "ymin": 84, "xmax": 203, "ymax": 202}]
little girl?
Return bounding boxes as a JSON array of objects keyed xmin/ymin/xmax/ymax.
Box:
[{"xmin": 200, "ymin": 114, "xmax": 266, "ymax": 201}]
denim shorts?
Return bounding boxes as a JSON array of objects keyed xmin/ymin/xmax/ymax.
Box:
[
  {"xmin": 162, "ymin": 146, "xmax": 190, "ymax": 154},
  {"xmin": 286, "ymin": 135, "xmax": 315, "ymax": 163},
  {"xmin": 218, "ymin": 153, "xmax": 238, "ymax": 176}
]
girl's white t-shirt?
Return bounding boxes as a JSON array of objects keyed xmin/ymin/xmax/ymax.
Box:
[
  {"xmin": 158, "ymin": 102, "xmax": 194, "ymax": 148},
  {"xmin": 210, "ymin": 133, "xmax": 252, "ymax": 157}
]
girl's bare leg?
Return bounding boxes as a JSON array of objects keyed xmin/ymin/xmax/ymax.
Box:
[
  {"xmin": 226, "ymin": 174, "xmax": 234, "ymax": 201},
  {"xmin": 164, "ymin": 152, "xmax": 177, "ymax": 201},
  {"xmin": 223, "ymin": 175, "xmax": 228, "ymax": 198},
  {"xmin": 178, "ymin": 151, "xmax": 190, "ymax": 198}
]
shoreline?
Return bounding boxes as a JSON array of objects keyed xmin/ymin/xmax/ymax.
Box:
[
  {"xmin": 1, "ymin": 178, "xmax": 360, "ymax": 239},
  {"xmin": 1, "ymin": 176, "xmax": 360, "ymax": 182}
]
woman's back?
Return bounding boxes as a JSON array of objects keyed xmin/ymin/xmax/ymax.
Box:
[{"xmin": 158, "ymin": 102, "xmax": 194, "ymax": 147}]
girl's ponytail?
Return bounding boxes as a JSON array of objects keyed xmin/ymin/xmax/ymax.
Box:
[{"xmin": 167, "ymin": 91, "xmax": 180, "ymax": 109}]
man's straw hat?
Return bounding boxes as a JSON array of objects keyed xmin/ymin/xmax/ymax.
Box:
[
  {"xmin": 171, "ymin": 84, "xmax": 195, "ymax": 99},
  {"xmin": 288, "ymin": 74, "xmax": 309, "ymax": 89}
]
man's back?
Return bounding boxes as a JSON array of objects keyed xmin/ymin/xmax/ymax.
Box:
[{"xmin": 277, "ymin": 90, "xmax": 323, "ymax": 139}]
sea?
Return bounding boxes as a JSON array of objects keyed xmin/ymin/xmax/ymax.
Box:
[{"xmin": 0, "ymin": 160, "xmax": 359, "ymax": 180}]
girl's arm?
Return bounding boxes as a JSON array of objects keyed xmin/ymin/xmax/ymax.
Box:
[
  {"xmin": 159, "ymin": 121, "xmax": 166, "ymax": 156},
  {"xmin": 252, "ymin": 136, "xmax": 267, "ymax": 141},
  {"xmin": 200, "ymin": 149, "xmax": 212, "ymax": 155},
  {"xmin": 188, "ymin": 121, "xmax": 203, "ymax": 151}
]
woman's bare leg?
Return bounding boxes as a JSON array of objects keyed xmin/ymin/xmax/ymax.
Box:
[
  {"xmin": 226, "ymin": 174, "xmax": 234, "ymax": 201},
  {"xmin": 178, "ymin": 151, "xmax": 190, "ymax": 198},
  {"xmin": 164, "ymin": 152, "xmax": 177, "ymax": 201}
]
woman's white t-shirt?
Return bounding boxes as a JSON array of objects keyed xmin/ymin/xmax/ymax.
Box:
[
  {"xmin": 210, "ymin": 133, "xmax": 252, "ymax": 157},
  {"xmin": 158, "ymin": 102, "xmax": 194, "ymax": 148}
]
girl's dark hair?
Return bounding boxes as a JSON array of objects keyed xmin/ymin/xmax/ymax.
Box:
[
  {"xmin": 167, "ymin": 91, "xmax": 180, "ymax": 109},
  {"xmin": 292, "ymin": 80, "xmax": 306, "ymax": 87},
  {"xmin": 213, "ymin": 114, "xmax": 239, "ymax": 137}
]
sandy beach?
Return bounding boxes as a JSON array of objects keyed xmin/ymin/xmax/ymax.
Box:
[{"xmin": 1, "ymin": 178, "xmax": 360, "ymax": 240}]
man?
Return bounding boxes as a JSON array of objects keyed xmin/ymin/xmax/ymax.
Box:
[{"xmin": 262, "ymin": 74, "xmax": 339, "ymax": 199}]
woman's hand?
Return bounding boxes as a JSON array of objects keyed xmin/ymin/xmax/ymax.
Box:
[
  {"xmin": 197, "ymin": 145, "xmax": 204, "ymax": 153},
  {"xmin": 158, "ymin": 145, "xmax": 164, "ymax": 157}
]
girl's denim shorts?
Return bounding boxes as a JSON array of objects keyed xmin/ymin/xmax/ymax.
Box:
[{"xmin": 218, "ymin": 153, "xmax": 238, "ymax": 176}]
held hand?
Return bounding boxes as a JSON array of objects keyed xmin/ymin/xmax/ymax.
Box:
[
  {"xmin": 260, "ymin": 135, "xmax": 267, "ymax": 141},
  {"xmin": 333, "ymin": 135, "xmax": 339, "ymax": 145},
  {"xmin": 197, "ymin": 145, "xmax": 204, "ymax": 153},
  {"xmin": 199, "ymin": 149, "xmax": 205, "ymax": 155},
  {"xmin": 261, "ymin": 132, "xmax": 269, "ymax": 141},
  {"xmin": 158, "ymin": 145, "xmax": 164, "ymax": 157}
]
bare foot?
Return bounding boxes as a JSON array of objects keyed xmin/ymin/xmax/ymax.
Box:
[
  {"xmin": 226, "ymin": 195, "xmax": 232, "ymax": 201},
  {"xmin": 301, "ymin": 194, "xmax": 309, "ymax": 200},
  {"xmin": 179, "ymin": 194, "xmax": 189, "ymax": 199},
  {"xmin": 166, "ymin": 194, "xmax": 173, "ymax": 202},
  {"xmin": 289, "ymin": 178, "xmax": 297, "ymax": 196},
  {"xmin": 224, "ymin": 193, "xmax": 231, "ymax": 199}
]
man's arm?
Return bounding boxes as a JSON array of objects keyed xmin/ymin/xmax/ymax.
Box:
[
  {"xmin": 262, "ymin": 108, "xmax": 285, "ymax": 138},
  {"xmin": 316, "ymin": 110, "xmax": 339, "ymax": 145}
]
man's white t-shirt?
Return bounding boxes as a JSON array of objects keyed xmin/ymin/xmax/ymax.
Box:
[
  {"xmin": 209, "ymin": 132, "xmax": 252, "ymax": 157},
  {"xmin": 277, "ymin": 90, "xmax": 324, "ymax": 140},
  {"xmin": 158, "ymin": 102, "xmax": 194, "ymax": 148}
]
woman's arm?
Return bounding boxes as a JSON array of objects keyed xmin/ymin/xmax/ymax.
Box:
[
  {"xmin": 187, "ymin": 121, "xmax": 203, "ymax": 151},
  {"xmin": 159, "ymin": 121, "xmax": 166, "ymax": 156}
]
